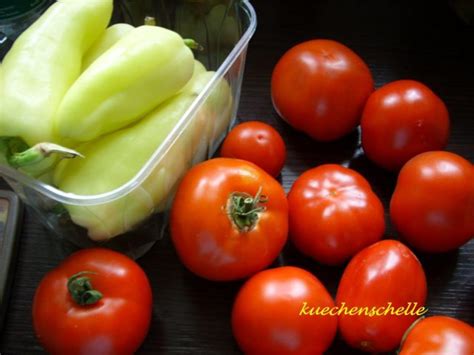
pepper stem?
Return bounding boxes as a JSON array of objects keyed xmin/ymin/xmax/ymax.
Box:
[
  {"xmin": 183, "ymin": 38, "xmax": 204, "ymax": 51},
  {"xmin": 227, "ymin": 186, "xmax": 268, "ymax": 232},
  {"xmin": 67, "ymin": 271, "xmax": 103, "ymax": 306},
  {"xmin": 144, "ymin": 16, "xmax": 157, "ymax": 26},
  {"xmin": 142, "ymin": 17, "xmax": 202, "ymax": 50},
  {"xmin": 0, "ymin": 137, "xmax": 83, "ymax": 169}
]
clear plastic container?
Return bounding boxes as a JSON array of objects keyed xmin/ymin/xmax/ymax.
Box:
[
  {"xmin": 0, "ymin": 0, "xmax": 257, "ymax": 259},
  {"xmin": 0, "ymin": 0, "xmax": 53, "ymax": 40}
]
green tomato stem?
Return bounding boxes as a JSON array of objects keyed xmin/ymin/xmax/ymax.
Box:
[
  {"xmin": 67, "ymin": 271, "xmax": 103, "ymax": 306},
  {"xmin": 227, "ymin": 186, "xmax": 267, "ymax": 232}
]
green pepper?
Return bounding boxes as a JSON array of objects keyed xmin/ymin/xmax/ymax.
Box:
[
  {"xmin": 82, "ymin": 23, "xmax": 134, "ymax": 71},
  {"xmin": 53, "ymin": 61, "xmax": 232, "ymax": 240},
  {"xmin": 0, "ymin": 0, "xmax": 113, "ymax": 146},
  {"xmin": 54, "ymin": 25, "xmax": 195, "ymax": 142}
]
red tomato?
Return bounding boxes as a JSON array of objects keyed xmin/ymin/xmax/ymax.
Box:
[
  {"xmin": 336, "ymin": 240, "xmax": 427, "ymax": 353},
  {"xmin": 288, "ymin": 164, "xmax": 385, "ymax": 265},
  {"xmin": 390, "ymin": 151, "xmax": 474, "ymax": 252},
  {"xmin": 170, "ymin": 158, "xmax": 288, "ymax": 281},
  {"xmin": 361, "ymin": 80, "xmax": 450, "ymax": 170},
  {"xmin": 232, "ymin": 266, "xmax": 337, "ymax": 354},
  {"xmin": 399, "ymin": 316, "xmax": 474, "ymax": 355},
  {"xmin": 220, "ymin": 121, "xmax": 286, "ymax": 177},
  {"xmin": 271, "ymin": 39, "xmax": 373, "ymax": 141},
  {"xmin": 32, "ymin": 248, "xmax": 152, "ymax": 355}
]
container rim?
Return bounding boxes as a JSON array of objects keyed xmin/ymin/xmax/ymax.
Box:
[{"xmin": 0, "ymin": 0, "xmax": 257, "ymax": 206}]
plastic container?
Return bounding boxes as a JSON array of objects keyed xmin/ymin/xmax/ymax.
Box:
[
  {"xmin": 0, "ymin": 0, "xmax": 53, "ymax": 40},
  {"xmin": 0, "ymin": 0, "xmax": 257, "ymax": 259}
]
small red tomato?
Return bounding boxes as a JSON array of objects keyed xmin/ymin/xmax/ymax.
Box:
[
  {"xmin": 271, "ymin": 39, "xmax": 374, "ymax": 141},
  {"xmin": 336, "ymin": 240, "xmax": 427, "ymax": 353},
  {"xmin": 220, "ymin": 121, "xmax": 286, "ymax": 177},
  {"xmin": 399, "ymin": 316, "xmax": 474, "ymax": 355},
  {"xmin": 361, "ymin": 80, "xmax": 450, "ymax": 170},
  {"xmin": 170, "ymin": 158, "xmax": 288, "ymax": 281},
  {"xmin": 390, "ymin": 151, "xmax": 474, "ymax": 252},
  {"xmin": 32, "ymin": 248, "xmax": 152, "ymax": 355},
  {"xmin": 288, "ymin": 164, "xmax": 385, "ymax": 265},
  {"xmin": 232, "ymin": 266, "xmax": 337, "ymax": 354}
]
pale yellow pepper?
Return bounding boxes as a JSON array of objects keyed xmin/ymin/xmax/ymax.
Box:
[
  {"xmin": 0, "ymin": 0, "xmax": 113, "ymax": 146},
  {"xmin": 53, "ymin": 61, "xmax": 234, "ymax": 240},
  {"xmin": 54, "ymin": 25, "xmax": 195, "ymax": 142},
  {"xmin": 82, "ymin": 23, "xmax": 134, "ymax": 71}
]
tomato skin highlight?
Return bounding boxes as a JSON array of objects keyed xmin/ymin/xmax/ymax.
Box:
[
  {"xmin": 271, "ymin": 39, "xmax": 374, "ymax": 141},
  {"xmin": 288, "ymin": 164, "xmax": 385, "ymax": 265},
  {"xmin": 170, "ymin": 158, "xmax": 288, "ymax": 281},
  {"xmin": 336, "ymin": 240, "xmax": 427, "ymax": 353},
  {"xmin": 390, "ymin": 151, "xmax": 474, "ymax": 253},
  {"xmin": 399, "ymin": 316, "xmax": 474, "ymax": 355},
  {"xmin": 361, "ymin": 80, "xmax": 450, "ymax": 170},
  {"xmin": 232, "ymin": 266, "xmax": 337, "ymax": 355},
  {"xmin": 220, "ymin": 121, "xmax": 286, "ymax": 177},
  {"xmin": 32, "ymin": 248, "xmax": 152, "ymax": 355}
]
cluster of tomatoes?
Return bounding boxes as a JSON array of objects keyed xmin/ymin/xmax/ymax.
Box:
[
  {"xmin": 171, "ymin": 39, "xmax": 473, "ymax": 353},
  {"xmin": 31, "ymin": 39, "xmax": 473, "ymax": 354}
]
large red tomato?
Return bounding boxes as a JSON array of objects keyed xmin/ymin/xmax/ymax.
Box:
[
  {"xmin": 32, "ymin": 248, "xmax": 152, "ymax": 355},
  {"xmin": 232, "ymin": 266, "xmax": 337, "ymax": 354},
  {"xmin": 271, "ymin": 39, "xmax": 373, "ymax": 141},
  {"xmin": 361, "ymin": 80, "xmax": 450, "ymax": 170},
  {"xmin": 399, "ymin": 316, "xmax": 474, "ymax": 355},
  {"xmin": 170, "ymin": 158, "xmax": 288, "ymax": 281},
  {"xmin": 390, "ymin": 151, "xmax": 474, "ymax": 252},
  {"xmin": 220, "ymin": 121, "xmax": 286, "ymax": 177},
  {"xmin": 336, "ymin": 240, "xmax": 427, "ymax": 353},
  {"xmin": 288, "ymin": 164, "xmax": 385, "ymax": 265}
]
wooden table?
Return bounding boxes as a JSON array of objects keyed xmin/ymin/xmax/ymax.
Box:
[{"xmin": 1, "ymin": 0, "xmax": 473, "ymax": 353}]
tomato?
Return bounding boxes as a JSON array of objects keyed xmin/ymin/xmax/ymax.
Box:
[
  {"xmin": 232, "ymin": 266, "xmax": 337, "ymax": 354},
  {"xmin": 390, "ymin": 151, "xmax": 474, "ymax": 252},
  {"xmin": 287, "ymin": 164, "xmax": 385, "ymax": 265},
  {"xmin": 399, "ymin": 316, "xmax": 474, "ymax": 355},
  {"xmin": 220, "ymin": 121, "xmax": 286, "ymax": 177},
  {"xmin": 361, "ymin": 80, "xmax": 450, "ymax": 170},
  {"xmin": 170, "ymin": 158, "xmax": 288, "ymax": 281},
  {"xmin": 336, "ymin": 240, "xmax": 427, "ymax": 353},
  {"xmin": 32, "ymin": 248, "xmax": 152, "ymax": 355},
  {"xmin": 271, "ymin": 39, "xmax": 373, "ymax": 141}
]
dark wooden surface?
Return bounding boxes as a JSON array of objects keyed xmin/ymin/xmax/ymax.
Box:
[{"xmin": 1, "ymin": 0, "xmax": 473, "ymax": 354}]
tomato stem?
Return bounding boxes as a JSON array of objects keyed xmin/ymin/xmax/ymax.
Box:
[
  {"xmin": 67, "ymin": 271, "xmax": 103, "ymax": 306},
  {"xmin": 227, "ymin": 186, "xmax": 268, "ymax": 232}
]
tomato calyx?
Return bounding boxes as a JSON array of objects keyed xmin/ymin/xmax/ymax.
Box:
[
  {"xmin": 227, "ymin": 186, "xmax": 268, "ymax": 232},
  {"xmin": 67, "ymin": 271, "xmax": 103, "ymax": 306}
]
